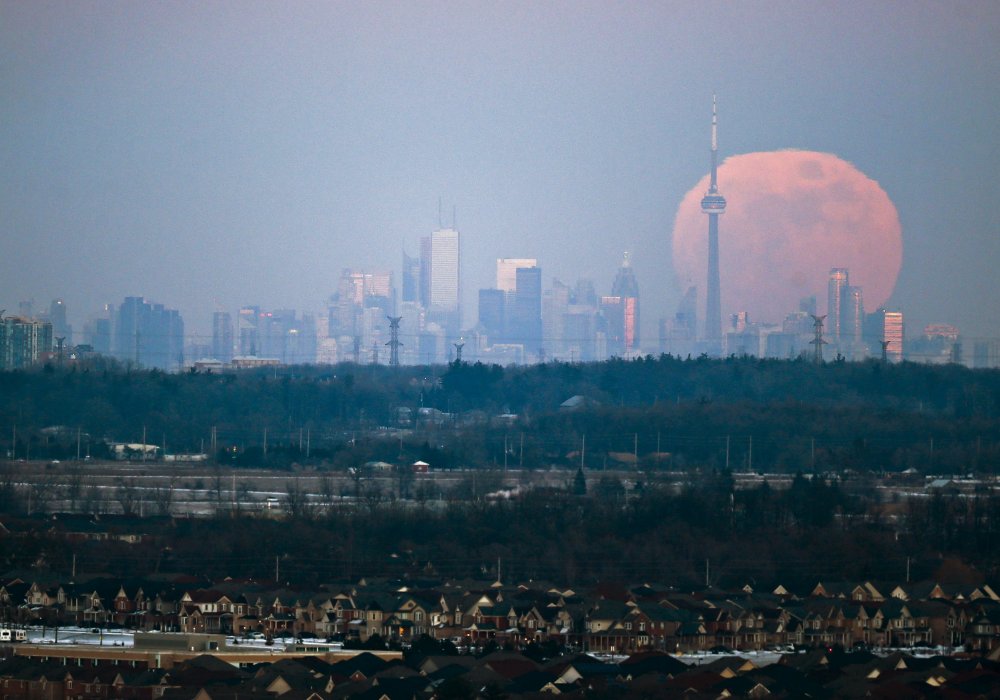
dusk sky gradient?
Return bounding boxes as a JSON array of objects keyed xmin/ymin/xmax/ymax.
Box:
[{"xmin": 2, "ymin": 1, "xmax": 999, "ymax": 344}]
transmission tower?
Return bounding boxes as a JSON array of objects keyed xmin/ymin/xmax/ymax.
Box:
[
  {"xmin": 386, "ymin": 316, "xmax": 402, "ymax": 367},
  {"xmin": 453, "ymin": 341, "xmax": 465, "ymax": 363},
  {"xmin": 809, "ymin": 314, "xmax": 827, "ymax": 365}
]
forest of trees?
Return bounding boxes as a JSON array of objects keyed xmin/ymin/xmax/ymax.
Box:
[
  {"xmin": 2, "ymin": 356, "xmax": 1000, "ymax": 588},
  {"xmin": 2, "ymin": 472, "xmax": 999, "ymax": 591},
  {"xmin": 1, "ymin": 354, "xmax": 999, "ymax": 474}
]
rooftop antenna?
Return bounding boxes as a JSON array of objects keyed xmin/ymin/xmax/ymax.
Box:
[
  {"xmin": 452, "ymin": 205, "xmax": 457, "ymax": 230},
  {"xmin": 809, "ymin": 314, "xmax": 827, "ymax": 364},
  {"xmin": 438, "ymin": 197, "xmax": 443, "ymax": 229}
]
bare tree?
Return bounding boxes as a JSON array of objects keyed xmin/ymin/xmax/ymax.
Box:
[
  {"xmin": 284, "ymin": 478, "xmax": 313, "ymax": 520},
  {"xmin": 233, "ymin": 478, "xmax": 256, "ymax": 516},
  {"xmin": 361, "ymin": 480, "xmax": 383, "ymax": 516},
  {"xmin": 151, "ymin": 477, "xmax": 175, "ymax": 516},
  {"xmin": 115, "ymin": 477, "xmax": 141, "ymax": 515},
  {"xmin": 81, "ymin": 482, "xmax": 107, "ymax": 514},
  {"xmin": 212, "ymin": 466, "xmax": 225, "ymax": 505},
  {"xmin": 319, "ymin": 473, "xmax": 336, "ymax": 517},
  {"xmin": 65, "ymin": 467, "xmax": 84, "ymax": 511}
]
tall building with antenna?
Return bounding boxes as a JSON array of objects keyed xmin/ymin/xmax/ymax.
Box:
[
  {"xmin": 700, "ymin": 96, "xmax": 726, "ymax": 354},
  {"xmin": 610, "ymin": 252, "xmax": 640, "ymax": 353}
]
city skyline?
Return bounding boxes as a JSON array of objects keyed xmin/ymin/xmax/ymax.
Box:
[{"xmin": 2, "ymin": 3, "xmax": 999, "ymax": 345}]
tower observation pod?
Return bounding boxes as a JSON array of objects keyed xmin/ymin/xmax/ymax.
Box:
[{"xmin": 701, "ymin": 95, "xmax": 726, "ymax": 352}]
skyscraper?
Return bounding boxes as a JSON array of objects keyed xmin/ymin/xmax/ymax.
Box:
[
  {"xmin": 114, "ymin": 297, "xmax": 184, "ymax": 371},
  {"xmin": 212, "ymin": 311, "xmax": 234, "ymax": 363},
  {"xmin": 496, "ymin": 258, "xmax": 537, "ymax": 293},
  {"xmin": 421, "ymin": 227, "xmax": 461, "ymax": 334},
  {"xmin": 402, "ymin": 251, "xmax": 421, "ymax": 304},
  {"xmin": 865, "ymin": 308, "xmax": 904, "ymax": 362},
  {"xmin": 512, "ymin": 266, "xmax": 543, "ymax": 356},
  {"xmin": 610, "ymin": 252, "xmax": 640, "ymax": 353},
  {"xmin": 843, "ymin": 286, "xmax": 864, "ymax": 345},
  {"xmin": 827, "ymin": 268, "xmax": 849, "ymax": 342},
  {"xmin": 48, "ymin": 299, "xmax": 72, "ymax": 344},
  {"xmin": 478, "ymin": 288, "xmax": 505, "ymax": 341},
  {"xmin": 700, "ymin": 96, "xmax": 726, "ymax": 353},
  {"xmin": 237, "ymin": 306, "xmax": 260, "ymax": 356}
]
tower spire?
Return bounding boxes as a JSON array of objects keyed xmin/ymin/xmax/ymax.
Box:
[
  {"xmin": 701, "ymin": 95, "xmax": 727, "ymax": 354},
  {"xmin": 709, "ymin": 94, "xmax": 719, "ymax": 192}
]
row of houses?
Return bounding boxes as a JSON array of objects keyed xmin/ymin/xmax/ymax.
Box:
[
  {"xmin": 4, "ymin": 575, "xmax": 1000, "ymax": 654},
  {"xmin": 4, "ymin": 644, "xmax": 1000, "ymax": 700}
]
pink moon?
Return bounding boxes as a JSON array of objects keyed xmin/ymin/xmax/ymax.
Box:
[{"xmin": 671, "ymin": 150, "xmax": 902, "ymax": 328}]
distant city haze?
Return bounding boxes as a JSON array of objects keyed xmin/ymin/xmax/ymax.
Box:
[{"xmin": 2, "ymin": 2, "xmax": 999, "ymax": 345}]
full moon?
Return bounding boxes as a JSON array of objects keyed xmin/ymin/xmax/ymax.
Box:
[{"xmin": 671, "ymin": 150, "xmax": 902, "ymax": 329}]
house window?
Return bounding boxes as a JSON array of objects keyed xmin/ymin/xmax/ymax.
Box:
[
  {"xmin": 639, "ymin": 622, "xmax": 646, "ymax": 632},
  {"xmin": 415, "ymin": 612, "xmax": 423, "ymax": 621},
  {"xmin": 624, "ymin": 622, "xmax": 632, "ymax": 630}
]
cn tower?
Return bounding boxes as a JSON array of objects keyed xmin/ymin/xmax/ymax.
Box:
[{"xmin": 700, "ymin": 95, "xmax": 726, "ymax": 353}]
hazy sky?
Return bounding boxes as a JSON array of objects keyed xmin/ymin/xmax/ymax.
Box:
[{"xmin": 3, "ymin": 1, "xmax": 999, "ymax": 345}]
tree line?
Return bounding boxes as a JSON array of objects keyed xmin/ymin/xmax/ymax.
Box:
[{"xmin": 1, "ymin": 355, "xmax": 998, "ymax": 474}]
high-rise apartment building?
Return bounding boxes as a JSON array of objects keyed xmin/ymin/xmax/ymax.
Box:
[{"xmin": 0, "ymin": 316, "xmax": 52, "ymax": 369}]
